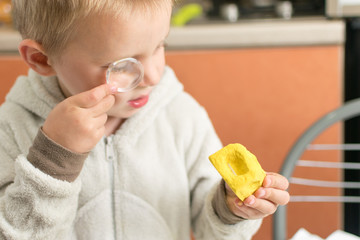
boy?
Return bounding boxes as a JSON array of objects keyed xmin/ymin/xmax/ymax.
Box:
[{"xmin": 0, "ymin": 0, "xmax": 289, "ymax": 239}]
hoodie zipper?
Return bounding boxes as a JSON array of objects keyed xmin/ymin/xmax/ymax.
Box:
[{"xmin": 104, "ymin": 136, "xmax": 117, "ymax": 240}]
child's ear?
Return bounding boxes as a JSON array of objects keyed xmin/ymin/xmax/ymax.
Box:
[{"xmin": 18, "ymin": 39, "xmax": 56, "ymax": 76}]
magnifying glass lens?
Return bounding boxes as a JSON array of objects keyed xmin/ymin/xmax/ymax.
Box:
[{"xmin": 106, "ymin": 58, "xmax": 144, "ymax": 92}]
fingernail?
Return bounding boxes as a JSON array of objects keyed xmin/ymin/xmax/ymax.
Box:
[
  {"xmin": 264, "ymin": 177, "xmax": 271, "ymax": 187},
  {"xmin": 234, "ymin": 200, "xmax": 243, "ymax": 210},
  {"xmin": 257, "ymin": 189, "xmax": 265, "ymax": 198},
  {"xmin": 246, "ymin": 198, "xmax": 255, "ymax": 206},
  {"xmin": 108, "ymin": 84, "xmax": 117, "ymax": 93},
  {"xmin": 111, "ymin": 87, "xmax": 117, "ymax": 93}
]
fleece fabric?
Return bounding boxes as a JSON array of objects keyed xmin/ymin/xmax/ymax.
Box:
[{"xmin": 0, "ymin": 66, "xmax": 262, "ymax": 240}]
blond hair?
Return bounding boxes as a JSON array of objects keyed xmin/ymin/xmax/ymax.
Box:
[{"xmin": 12, "ymin": 0, "xmax": 175, "ymax": 57}]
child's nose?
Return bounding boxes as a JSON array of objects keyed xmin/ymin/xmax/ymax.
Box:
[{"xmin": 138, "ymin": 60, "xmax": 161, "ymax": 88}]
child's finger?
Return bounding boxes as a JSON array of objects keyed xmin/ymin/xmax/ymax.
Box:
[
  {"xmin": 94, "ymin": 112, "xmax": 109, "ymax": 129},
  {"xmin": 254, "ymin": 187, "xmax": 290, "ymax": 206},
  {"xmin": 91, "ymin": 94, "xmax": 115, "ymax": 117},
  {"xmin": 263, "ymin": 172, "xmax": 289, "ymax": 190},
  {"xmin": 70, "ymin": 83, "xmax": 116, "ymax": 108},
  {"xmin": 243, "ymin": 195, "xmax": 277, "ymax": 215}
]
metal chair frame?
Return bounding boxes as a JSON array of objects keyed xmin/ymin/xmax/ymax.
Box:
[{"xmin": 273, "ymin": 98, "xmax": 360, "ymax": 240}]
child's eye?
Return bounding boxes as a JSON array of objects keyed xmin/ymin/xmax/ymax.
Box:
[
  {"xmin": 157, "ymin": 42, "xmax": 167, "ymax": 50},
  {"xmin": 101, "ymin": 63, "xmax": 112, "ymax": 69},
  {"xmin": 153, "ymin": 43, "xmax": 166, "ymax": 55}
]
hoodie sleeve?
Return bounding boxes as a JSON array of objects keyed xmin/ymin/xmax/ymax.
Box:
[
  {"xmin": 27, "ymin": 128, "xmax": 88, "ymax": 182},
  {"xmin": 197, "ymin": 182, "xmax": 262, "ymax": 240},
  {"xmin": 0, "ymin": 124, "xmax": 82, "ymax": 240},
  {"xmin": 180, "ymin": 97, "xmax": 262, "ymax": 240}
]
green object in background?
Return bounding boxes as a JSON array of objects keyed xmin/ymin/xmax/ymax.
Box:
[{"xmin": 171, "ymin": 3, "xmax": 203, "ymax": 26}]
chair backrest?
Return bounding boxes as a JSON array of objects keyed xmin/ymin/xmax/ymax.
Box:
[{"xmin": 273, "ymin": 98, "xmax": 360, "ymax": 240}]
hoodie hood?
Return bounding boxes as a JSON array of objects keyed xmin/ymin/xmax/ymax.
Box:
[{"xmin": 6, "ymin": 69, "xmax": 65, "ymax": 119}]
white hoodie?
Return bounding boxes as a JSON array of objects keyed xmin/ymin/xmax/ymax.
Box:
[{"xmin": 0, "ymin": 66, "xmax": 261, "ymax": 240}]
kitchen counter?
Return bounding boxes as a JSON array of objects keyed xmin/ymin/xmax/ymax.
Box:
[
  {"xmin": 0, "ymin": 17, "xmax": 345, "ymax": 53},
  {"xmin": 0, "ymin": 25, "xmax": 21, "ymax": 54},
  {"xmin": 166, "ymin": 17, "xmax": 345, "ymax": 50}
]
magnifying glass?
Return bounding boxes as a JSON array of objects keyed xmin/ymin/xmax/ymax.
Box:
[{"xmin": 106, "ymin": 57, "xmax": 144, "ymax": 92}]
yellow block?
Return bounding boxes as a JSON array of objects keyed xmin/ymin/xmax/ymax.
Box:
[{"xmin": 209, "ymin": 143, "xmax": 266, "ymax": 201}]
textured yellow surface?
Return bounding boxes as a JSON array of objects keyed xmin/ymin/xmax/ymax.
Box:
[{"xmin": 209, "ymin": 143, "xmax": 266, "ymax": 201}]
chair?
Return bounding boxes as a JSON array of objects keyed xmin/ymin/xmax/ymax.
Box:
[{"xmin": 273, "ymin": 98, "xmax": 360, "ymax": 240}]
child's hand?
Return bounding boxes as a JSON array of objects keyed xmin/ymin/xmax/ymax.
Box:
[
  {"xmin": 42, "ymin": 84, "xmax": 116, "ymax": 153},
  {"xmin": 225, "ymin": 172, "xmax": 290, "ymax": 220}
]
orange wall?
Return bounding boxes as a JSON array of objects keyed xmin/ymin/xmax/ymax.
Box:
[
  {"xmin": 0, "ymin": 56, "xmax": 28, "ymax": 103},
  {"xmin": 166, "ymin": 46, "xmax": 343, "ymax": 239}
]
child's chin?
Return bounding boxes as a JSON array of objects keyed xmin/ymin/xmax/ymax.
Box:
[{"xmin": 110, "ymin": 109, "xmax": 139, "ymax": 119}]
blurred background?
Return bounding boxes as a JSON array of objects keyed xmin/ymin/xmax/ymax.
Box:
[{"xmin": 2, "ymin": 0, "xmax": 360, "ymax": 239}]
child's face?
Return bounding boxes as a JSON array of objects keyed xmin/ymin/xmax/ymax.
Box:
[{"xmin": 49, "ymin": 4, "xmax": 172, "ymax": 120}]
